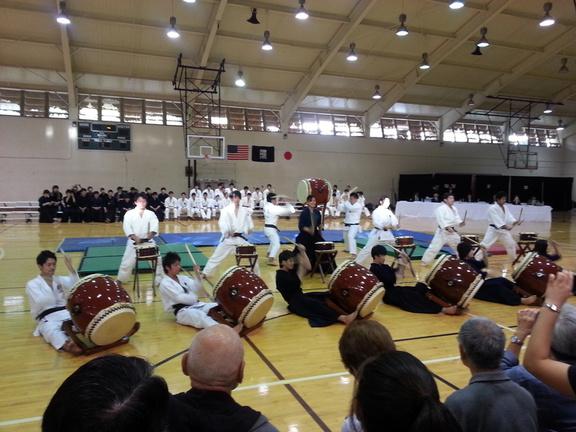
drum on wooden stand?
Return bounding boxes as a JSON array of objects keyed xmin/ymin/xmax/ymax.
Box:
[
  {"xmin": 327, "ymin": 260, "xmax": 385, "ymax": 318},
  {"xmin": 519, "ymin": 232, "xmax": 538, "ymax": 241},
  {"xmin": 211, "ymin": 266, "xmax": 275, "ymax": 330},
  {"xmin": 296, "ymin": 178, "xmax": 332, "ymax": 206},
  {"xmin": 395, "ymin": 236, "xmax": 414, "ymax": 246},
  {"xmin": 425, "ymin": 255, "xmax": 484, "ymax": 309},
  {"xmin": 460, "ymin": 234, "xmax": 480, "ymax": 246},
  {"xmin": 236, "ymin": 245, "xmax": 257, "ymax": 255},
  {"xmin": 315, "ymin": 241, "xmax": 335, "ymax": 251},
  {"xmin": 135, "ymin": 244, "xmax": 159, "ymax": 259},
  {"xmin": 66, "ymin": 274, "xmax": 138, "ymax": 347},
  {"xmin": 512, "ymin": 252, "xmax": 562, "ymax": 298}
]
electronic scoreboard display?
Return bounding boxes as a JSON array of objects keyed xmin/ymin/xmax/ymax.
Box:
[{"xmin": 77, "ymin": 122, "xmax": 131, "ymax": 151}]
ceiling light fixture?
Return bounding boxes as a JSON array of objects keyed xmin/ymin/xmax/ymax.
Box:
[
  {"xmin": 235, "ymin": 70, "xmax": 246, "ymax": 87},
  {"xmin": 262, "ymin": 30, "xmax": 273, "ymax": 50},
  {"xmin": 396, "ymin": 14, "xmax": 408, "ymax": 36},
  {"xmin": 247, "ymin": 8, "xmax": 260, "ymax": 24},
  {"xmin": 295, "ymin": 0, "xmax": 309, "ymax": 20},
  {"xmin": 543, "ymin": 104, "xmax": 553, "ymax": 114},
  {"xmin": 419, "ymin": 52, "xmax": 430, "ymax": 69},
  {"xmin": 56, "ymin": 1, "xmax": 71, "ymax": 25},
  {"xmin": 477, "ymin": 27, "xmax": 489, "ymax": 48},
  {"xmin": 539, "ymin": 2, "xmax": 555, "ymax": 27},
  {"xmin": 167, "ymin": 16, "xmax": 180, "ymax": 38},
  {"xmin": 182, "ymin": 0, "xmax": 196, "ymax": 3},
  {"xmin": 471, "ymin": 44, "xmax": 483, "ymax": 55},
  {"xmin": 347, "ymin": 43, "xmax": 358, "ymax": 61},
  {"xmin": 556, "ymin": 119, "xmax": 565, "ymax": 131},
  {"xmin": 467, "ymin": 94, "xmax": 475, "ymax": 106},
  {"xmin": 449, "ymin": 1, "xmax": 465, "ymax": 10},
  {"xmin": 559, "ymin": 57, "xmax": 569, "ymax": 73},
  {"xmin": 372, "ymin": 85, "xmax": 382, "ymax": 100}
]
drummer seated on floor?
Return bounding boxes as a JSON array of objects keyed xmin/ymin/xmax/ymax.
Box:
[
  {"xmin": 276, "ymin": 245, "xmax": 357, "ymax": 327},
  {"xmin": 456, "ymin": 242, "xmax": 538, "ymax": 306},
  {"xmin": 159, "ymin": 252, "xmax": 242, "ymax": 333},
  {"xmin": 369, "ymin": 245, "xmax": 459, "ymax": 315}
]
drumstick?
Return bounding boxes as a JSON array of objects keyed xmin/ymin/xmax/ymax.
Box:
[
  {"xmin": 184, "ymin": 244, "xmax": 214, "ymax": 301},
  {"xmin": 517, "ymin": 207, "xmax": 523, "ymax": 224},
  {"xmin": 463, "ymin": 210, "xmax": 467, "ymax": 224},
  {"xmin": 283, "ymin": 236, "xmax": 298, "ymax": 247},
  {"xmin": 387, "ymin": 244, "xmax": 416, "ymax": 278},
  {"xmin": 349, "ymin": 186, "xmax": 358, "ymax": 194}
]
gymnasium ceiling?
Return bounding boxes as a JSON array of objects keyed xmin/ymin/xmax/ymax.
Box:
[{"xmin": 1, "ymin": 0, "xmax": 576, "ymax": 133}]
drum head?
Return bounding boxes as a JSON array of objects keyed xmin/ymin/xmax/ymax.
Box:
[
  {"xmin": 239, "ymin": 290, "xmax": 275, "ymax": 328},
  {"xmin": 86, "ymin": 303, "xmax": 137, "ymax": 346},
  {"xmin": 357, "ymin": 285, "xmax": 385, "ymax": 317},
  {"xmin": 296, "ymin": 180, "xmax": 311, "ymax": 204},
  {"xmin": 425, "ymin": 255, "xmax": 452, "ymax": 286}
]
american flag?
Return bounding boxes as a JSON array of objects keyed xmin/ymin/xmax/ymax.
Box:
[{"xmin": 227, "ymin": 144, "xmax": 249, "ymax": 160}]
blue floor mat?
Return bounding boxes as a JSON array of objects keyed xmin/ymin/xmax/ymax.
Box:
[{"xmin": 58, "ymin": 236, "xmax": 164, "ymax": 252}]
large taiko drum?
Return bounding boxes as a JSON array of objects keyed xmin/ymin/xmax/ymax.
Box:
[
  {"xmin": 296, "ymin": 178, "xmax": 332, "ymax": 206},
  {"xmin": 512, "ymin": 252, "xmax": 562, "ymax": 297},
  {"xmin": 315, "ymin": 241, "xmax": 335, "ymax": 251},
  {"xmin": 395, "ymin": 236, "xmax": 414, "ymax": 246},
  {"xmin": 425, "ymin": 255, "xmax": 484, "ymax": 308},
  {"xmin": 213, "ymin": 266, "xmax": 275, "ymax": 328},
  {"xmin": 328, "ymin": 260, "xmax": 385, "ymax": 317},
  {"xmin": 67, "ymin": 274, "xmax": 137, "ymax": 346}
]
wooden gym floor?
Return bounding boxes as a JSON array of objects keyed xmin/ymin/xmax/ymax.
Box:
[{"xmin": 1, "ymin": 214, "xmax": 575, "ymax": 432}]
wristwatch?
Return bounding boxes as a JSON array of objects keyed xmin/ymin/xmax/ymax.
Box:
[
  {"xmin": 544, "ymin": 303, "xmax": 561, "ymax": 313},
  {"xmin": 510, "ymin": 335, "xmax": 524, "ymax": 346}
]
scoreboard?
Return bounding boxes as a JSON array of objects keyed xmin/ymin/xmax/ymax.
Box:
[{"xmin": 77, "ymin": 122, "xmax": 131, "ymax": 151}]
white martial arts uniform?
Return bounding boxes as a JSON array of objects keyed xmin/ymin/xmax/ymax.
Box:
[
  {"xmin": 480, "ymin": 202, "xmax": 517, "ymax": 262},
  {"xmin": 178, "ymin": 197, "xmax": 189, "ymax": 216},
  {"xmin": 200, "ymin": 197, "xmax": 212, "ymax": 220},
  {"xmin": 26, "ymin": 272, "xmax": 79, "ymax": 350},
  {"xmin": 240, "ymin": 196, "xmax": 254, "ymax": 215},
  {"xmin": 117, "ymin": 208, "xmax": 164, "ymax": 283},
  {"xmin": 164, "ymin": 196, "xmax": 179, "ymax": 219},
  {"xmin": 212, "ymin": 199, "xmax": 223, "ymax": 218},
  {"xmin": 263, "ymin": 201, "xmax": 295, "ymax": 259},
  {"xmin": 202, "ymin": 188, "xmax": 215, "ymax": 200},
  {"xmin": 188, "ymin": 197, "xmax": 201, "ymax": 218},
  {"xmin": 421, "ymin": 203, "xmax": 462, "ymax": 265},
  {"xmin": 159, "ymin": 274, "xmax": 218, "ymax": 328},
  {"xmin": 338, "ymin": 200, "xmax": 363, "ymax": 255},
  {"xmin": 189, "ymin": 188, "xmax": 201, "ymax": 199},
  {"xmin": 203, "ymin": 203, "xmax": 260, "ymax": 277},
  {"xmin": 325, "ymin": 195, "xmax": 341, "ymax": 218},
  {"xmin": 355, "ymin": 205, "xmax": 399, "ymax": 267},
  {"xmin": 253, "ymin": 191, "xmax": 263, "ymax": 209}
]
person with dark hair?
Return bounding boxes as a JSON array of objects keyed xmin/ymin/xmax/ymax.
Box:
[
  {"xmin": 76, "ymin": 188, "xmax": 91, "ymax": 223},
  {"xmin": 339, "ymin": 320, "xmax": 396, "ymax": 432},
  {"xmin": 337, "ymin": 192, "xmax": 363, "ymax": 259},
  {"xmin": 103, "ymin": 189, "xmax": 116, "ymax": 223},
  {"xmin": 159, "ymin": 252, "xmax": 219, "ymax": 329},
  {"xmin": 276, "ymin": 246, "xmax": 357, "ymax": 327},
  {"xmin": 42, "ymin": 354, "xmax": 170, "ymax": 432},
  {"xmin": 164, "ymin": 191, "xmax": 178, "ymax": 221},
  {"xmin": 294, "ymin": 194, "xmax": 325, "ymax": 271},
  {"xmin": 524, "ymin": 270, "xmax": 576, "ymax": 399},
  {"xmin": 500, "ymin": 307, "xmax": 576, "ymax": 430},
  {"xmin": 370, "ymin": 245, "xmax": 458, "ymax": 315},
  {"xmin": 355, "ymin": 195, "xmax": 399, "ymax": 267},
  {"xmin": 117, "ymin": 193, "xmax": 133, "ymax": 222},
  {"xmin": 50, "ymin": 185, "xmax": 63, "ymax": 222},
  {"xmin": 263, "ymin": 193, "xmax": 295, "ymax": 266},
  {"xmin": 421, "ymin": 193, "xmax": 465, "ymax": 267},
  {"xmin": 117, "ymin": 193, "xmax": 164, "ymax": 287},
  {"xmin": 445, "ymin": 317, "xmax": 538, "ymax": 432},
  {"xmin": 39, "ymin": 189, "xmax": 55, "ymax": 223},
  {"xmin": 25, "ymin": 250, "xmax": 81, "ymax": 355},
  {"xmin": 534, "ymin": 238, "xmax": 562, "ymax": 261},
  {"xmin": 456, "ymin": 242, "xmax": 538, "ymax": 306},
  {"xmin": 169, "ymin": 325, "xmax": 279, "ymax": 432},
  {"xmin": 89, "ymin": 191, "xmax": 105, "ymax": 222},
  {"xmin": 61, "ymin": 189, "xmax": 78, "ymax": 223},
  {"xmin": 203, "ymin": 190, "xmax": 259, "ymax": 278},
  {"xmin": 479, "ymin": 191, "xmax": 521, "ymax": 267},
  {"xmin": 354, "ymin": 351, "xmax": 462, "ymax": 432}
]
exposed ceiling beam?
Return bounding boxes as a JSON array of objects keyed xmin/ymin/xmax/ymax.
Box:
[
  {"xmin": 438, "ymin": 26, "xmax": 576, "ymax": 133},
  {"xmin": 194, "ymin": 0, "xmax": 228, "ymax": 84},
  {"xmin": 279, "ymin": 0, "xmax": 379, "ymax": 132},
  {"xmin": 365, "ymin": 0, "xmax": 514, "ymax": 134}
]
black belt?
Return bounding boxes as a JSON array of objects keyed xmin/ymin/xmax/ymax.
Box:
[
  {"xmin": 490, "ymin": 224, "xmax": 500, "ymax": 229},
  {"xmin": 173, "ymin": 304, "xmax": 187, "ymax": 316},
  {"xmin": 440, "ymin": 226, "xmax": 457, "ymax": 232},
  {"xmin": 265, "ymin": 224, "xmax": 279, "ymax": 231},
  {"xmin": 36, "ymin": 306, "xmax": 66, "ymax": 321},
  {"xmin": 345, "ymin": 223, "xmax": 359, "ymax": 227},
  {"xmin": 233, "ymin": 233, "xmax": 248, "ymax": 241},
  {"xmin": 376, "ymin": 227, "xmax": 388, "ymax": 231}
]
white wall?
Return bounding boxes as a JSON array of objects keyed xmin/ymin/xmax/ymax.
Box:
[{"xmin": 0, "ymin": 116, "xmax": 572, "ymax": 203}]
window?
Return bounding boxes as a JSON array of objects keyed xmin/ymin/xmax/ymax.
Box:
[
  {"xmin": 49, "ymin": 93, "xmax": 68, "ymax": 118},
  {"xmin": 0, "ymin": 89, "xmax": 22, "ymax": 116},
  {"xmin": 318, "ymin": 114, "xmax": 334, "ymax": 135},
  {"xmin": 101, "ymin": 97, "xmax": 120, "ymax": 122},
  {"xmin": 263, "ymin": 110, "xmax": 280, "ymax": 132},
  {"xmin": 122, "ymin": 99, "xmax": 143, "ymax": 123},
  {"xmin": 24, "ymin": 91, "xmax": 46, "ymax": 117},
  {"xmin": 78, "ymin": 95, "xmax": 99, "ymax": 120},
  {"xmin": 165, "ymin": 101, "xmax": 183, "ymax": 126},
  {"xmin": 246, "ymin": 109, "xmax": 263, "ymax": 132},
  {"xmin": 145, "ymin": 100, "xmax": 163, "ymax": 125}
]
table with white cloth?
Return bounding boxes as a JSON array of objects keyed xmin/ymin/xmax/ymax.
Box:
[{"xmin": 395, "ymin": 202, "xmax": 552, "ymax": 223}]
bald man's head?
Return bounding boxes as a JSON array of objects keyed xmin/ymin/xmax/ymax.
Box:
[{"xmin": 182, "ymin": 325, "xmax": 245, "ymax": 392}]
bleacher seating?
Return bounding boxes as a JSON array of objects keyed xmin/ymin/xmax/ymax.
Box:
[{"xmin": 0, "ymin": 201, "xmax": 39, "ymax": 223}]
